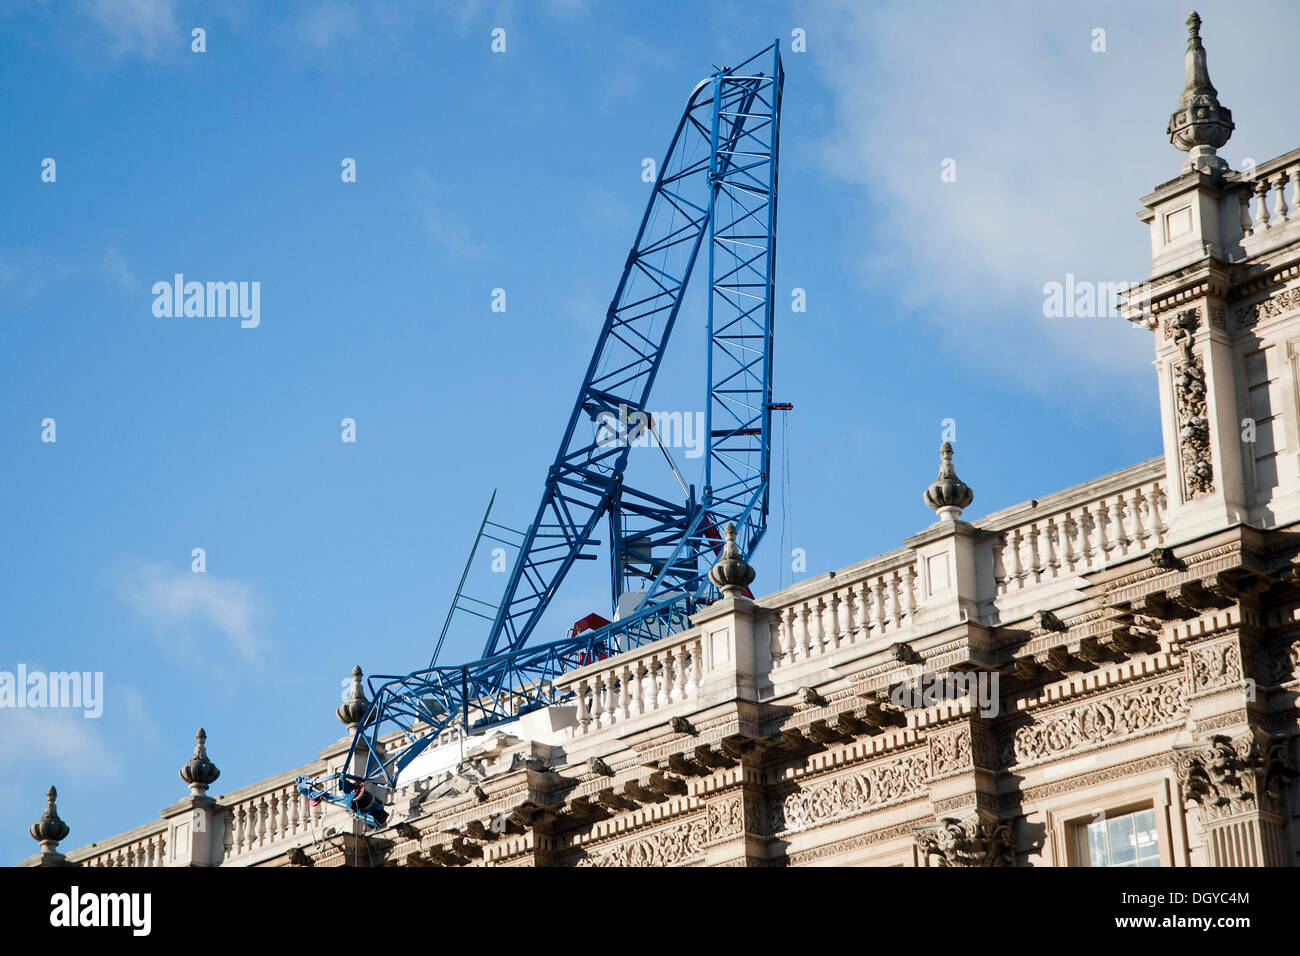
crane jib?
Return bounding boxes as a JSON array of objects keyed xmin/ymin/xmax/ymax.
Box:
[{"xmin": 298, "ymin": 42, "xmax": 784, "ymax": 820}]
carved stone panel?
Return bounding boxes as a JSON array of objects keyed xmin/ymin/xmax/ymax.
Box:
[
  {"xmin": 1170, "ymin": 309, "xmax": 1214, "ymax": 499},
  {"xmin": 768, "ymin": 754, "xmax": 929, "ymax": 836},
  {"xmin": 1188, "ymin": 638, "xmax": 1243, "ymax": 694},
  {"xmin": 1001, "ymin": 678, "xmax": 1185, "ymax": 767},
  {"xmin": 928, "ymin": 726, "xmax": 973, "ymax": 779},
  {"xmin": 578, "ymin": 815, "xmax": 709, "ymax": 867}
]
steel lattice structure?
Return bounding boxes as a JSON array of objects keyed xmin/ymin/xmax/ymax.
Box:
[{"xmin": 299, "ymin": 43, "xmax": 783, "ymax": 827}]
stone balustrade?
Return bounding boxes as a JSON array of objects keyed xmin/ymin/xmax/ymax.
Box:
[
  {"xmin": 66, "ymin": 821, "xmax": 168, "ymax": 868},
  {"xmin": 223, "ymin": 780, "xmax": 325, "ymax": 861},
  {"xmin": 1237, "ymin": 149, "xmax": 1300, "ymax": 246},
  {"xmin": 559, "ymin": 628, "xmax": 708, "ymax": 735},
  {"xmin": 989, "ymin": 477, "xmax": 1168, "ymax": 594},
  {"xmin": 767, "ymin": 556, "xmax": 920, "ymax": 673}
]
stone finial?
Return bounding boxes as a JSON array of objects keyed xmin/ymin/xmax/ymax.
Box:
[
  {"xmin": 179, "ymin": 728, "xmax": 221, "ymax": 795},
  {"xmin": 29, "ymin": 786, "xmax": 70, "ymax": 851},
  {"xmin": 923, "ymin": 442, "xmax": 974, "ymax": 521},
  {"xmin": 708, "ymin": 523, "xmax": 755, "ymax": 597},
  {"xmin": 337, "ymin": 664, "xmax": 369, "ymax": 727},
  {"xmin": 1166, "ymin": 11, "xmax": 1233, "ymax": 172}
]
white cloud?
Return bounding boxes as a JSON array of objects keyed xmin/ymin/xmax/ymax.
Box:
[
  {"xmin": 81, "ymin": 0, "xmax": 179, "ymax": 59},
  {"xmin": 803, "ymin": 0, "xmax": 1298, "ymax": 394},
  {"xmin": 0, "ymin": 707, "xmax": 107, "ymax": 773},
  {"xmin": 0, "ymin": 675, "xmax": 157, "ymax": 785},
  {"xmin": 101, "ymin": 247, "xmax": 136, "ymax": 290},
  {"xmin": 0, "ymin": 246, "xmax": 139, "ymax": 302},
  {"xmin": 412, "ymin": 168, "xmax": 489, "ymax": 260},
  {"xmin": 114, "ymin": 560, "xmax": 265, "ymax": 661},
  {"xmin": 297, "ymin": 0, "xmax": 360, "ymax": 51}
]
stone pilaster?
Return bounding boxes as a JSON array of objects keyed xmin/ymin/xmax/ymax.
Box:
[{"xmin": 1153, "ymin": 298, "xmax": 1252, "ymax": 542}]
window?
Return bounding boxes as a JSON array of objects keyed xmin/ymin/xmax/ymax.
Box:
[
  {"xmin": 1244, "ymin": 348, "xmax": 1281, "ymax": 496},
  {"xmin": 1080, "ymin": 808, "xmax": 1161, "ymax": 867}
]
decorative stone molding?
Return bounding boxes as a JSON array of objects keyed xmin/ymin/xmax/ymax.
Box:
[
  {"xmin": 1011, "ymin": 752, "xmax": 1175, "ymax": 807},
  {"xmin": 768, "ymin": 754, "xmax": 929, "ymax": 835},
  {"xmin": 1001, "ymin": 678, "xmax": 1185, "ymax": 767},
  {"xmin": 577, "ymin": 812, "xmax": 712, "ymax": 867},
  {"xmin": 1232, "ymin": 286, "xmax": 1300, "ymax": 333},
  {"xmin": 1170, "ymin": 309, "xmax": 1214, "ymax": 499},
  {"xmin": 914, "ymin": 813, "xmax": 1015, "ymax": 867}
]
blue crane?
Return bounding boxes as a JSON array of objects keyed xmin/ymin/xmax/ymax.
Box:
[{"xmin": 299, "ymin": 42, "xmax": 784, "ymax": 827}]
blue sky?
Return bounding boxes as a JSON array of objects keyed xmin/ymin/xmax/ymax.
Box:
[{"xmin": 1, "ymin": 0, "xmax": 1295, "ymax": 863}]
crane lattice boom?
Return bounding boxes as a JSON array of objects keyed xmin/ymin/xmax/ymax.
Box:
[{"xmin": 298, "ymin": 42, "xmax": 784, "ymax": 827}]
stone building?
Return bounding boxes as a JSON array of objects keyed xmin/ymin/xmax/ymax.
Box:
[{"xmin": 20, "ymin": 12, "xmax": 1300, "ymax": 868}]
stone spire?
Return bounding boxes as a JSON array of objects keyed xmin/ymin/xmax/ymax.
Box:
[
  {"xmin": 1167, "ymin": 11, "xmax": 1233, "ymax": 173},
  {"xmin": 179, "ymin": 728, "xmax": 221, "ymax": 795},
  {"xmin": 337, "ymin": 664, "xmax": 369, "ymax": 728},
  {"xmin": 708, "ymin": 523, "xmax": 755, "ymax": 597},
  {"xmin": 924, "ymin": 442, "xmax": 974, "ymax": 521},
  {"xmin": 29, "ymin": 786, "xmax": 70, "ymax": 856}
]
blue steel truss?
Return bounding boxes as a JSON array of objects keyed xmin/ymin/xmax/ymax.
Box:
[{"xmin": 298, "ymin": 43, "xmax": 783, "ymax": 827}]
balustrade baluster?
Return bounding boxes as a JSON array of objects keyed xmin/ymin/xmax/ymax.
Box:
[
  {"xmin": 887, "ymin": 571, "xmax": 902, "ymax": 624},
  {"xmin": 1130, "ymin": 487, "xmax": 1148, "ymax": 547},
  {"xmin": 903, "ymin": 564, "xmax": 918, "ymax": 616},
  {"xmin": 1041, "ymin": 519, "xmax": 1058, "ymax": 576},
  {"xmin": 1007, "ymin": 530, "xmax": 1024, "ymax": 587},
  {"xmin": 795, "ymin": 603, "xmax": 810, "ymax": 658},
  {"xmin": 1027, "ymin": 524, "xmax": 1044, "ymax": 581},
  {"xmin": 837, "ymin": 588, "xmax": 853, "ymax": 645},
  {"xmin": 1272, "ymin": 172, "xmax": 1290, "ymax": 221},
  {"xmin": 851, "ymin": 582, "xmax": 868, "ymax": 638},
  {"xmin": 618, "ymin": 664, "xmax": 631, "ymax": 719},
  {"xmin": 1255, "ymin": 180, "xmax": 1272, "ymax": 229},
  {"xmin": 783, "ymin": 606, "xmax": 798, "ymax": 660},
  {"xmin": 575, "ymin": 678, "xmax": 590, "ymax": 730},
  {"xmin": 825, "ymin": 592, "xmax": 841, "ymax": 649}
]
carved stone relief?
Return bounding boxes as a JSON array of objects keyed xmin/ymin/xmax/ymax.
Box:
[
  {"xmin": 1171, "ymin": 309, "xmax": 1214, "ymax": 499},
  {"xmin": 1232, "ymin": 286, "xmax": 1300, "ymax": 333},
  {"xmin": 1001, "ymin": 678, "xmax": 1185, "ymax": 767},
  {"xmin": 1188, "ymin": 639, "xmax": 1244, "ymax": 694},
  {"xmin": 914, "ymin": 813, "xmax": 1014, "ymax": 867},
  {"xmin": 1173, "ymin": 730, "xmax": 1296, "ymax": 821},
  {"xmin": 768, "ymin": 754, "xmax": 929, "ymax": 836}
]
